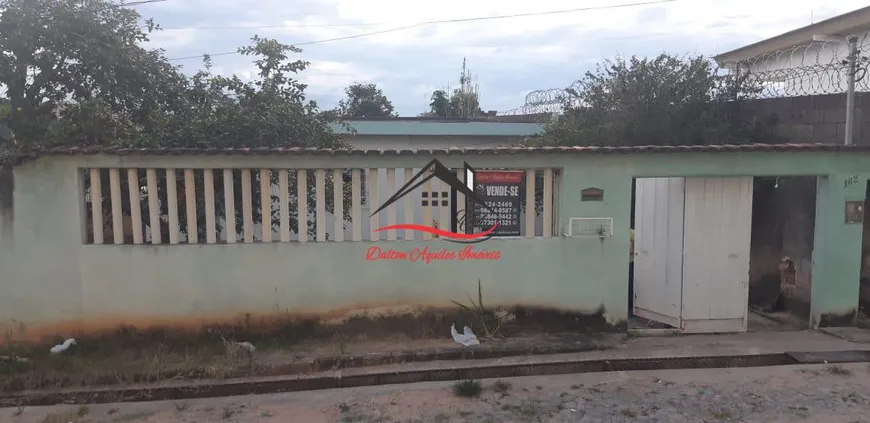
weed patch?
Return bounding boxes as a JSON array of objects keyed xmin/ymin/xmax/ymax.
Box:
[
  {"xmin": 711, "ymin": 408, "xmax": 733, "ymax": 420},
  {"xmin": 453, "ymin": 379, "xmax": 483, "ymax": 398},
  {"xmin": 110, "ymin": 411, "xmax": 155, "ymax": 423},
  {"xmin": 827, "ymin": 365, "xmax": 852, "ymax": 376},
  {"xmin": 491, "ymin": 380, "xmax": 512, "ymax": 394}
]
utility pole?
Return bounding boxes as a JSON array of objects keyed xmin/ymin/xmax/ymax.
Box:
[{"xmin": 845, "ymin": 35, "xmax": 859, "ymax": 145}]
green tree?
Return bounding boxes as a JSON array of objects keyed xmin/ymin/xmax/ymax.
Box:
[
  {"xmin": 153, "ymin": 37, "xmax": 345, "ymax": 149},
  {"xmin": 428, "ymin": 90, "xmax": 450, "ymax": 117},
  {"xmin": 424, "ymin": 89, "xmax": 483, "ymax": 118},
  {"xmin": 537, "ymin": 53, "xmax": 779, "ymax": 146},
  {"xmin": 83, "ymin": 36, "xmax": 353, "ymax": 240},
  {"xmin": 338, "ymin": 82, "xmax": 396, "ymax": 118},
  {"xmin": 0, "ymin": 0, "xmax": 186, "ymax": 148},
  {"xmin": 0, "ymin": 0, "xmax": 354, "ymax": 239},
  {"xmin": 152, "ymin": 37, "xmax": 351, "ymax": 239},
  {"xmin": 448, "ymin": 88, "xmax": 482, "ymax": 118}
]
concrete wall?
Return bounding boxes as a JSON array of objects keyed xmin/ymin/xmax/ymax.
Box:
[
  {"xmin": 742, "ymin": 93, "xmax": 870, "ymax": 145},
  {"xmin": 1, "ymin": 150, "xmax": 867, "ymax": 341}
]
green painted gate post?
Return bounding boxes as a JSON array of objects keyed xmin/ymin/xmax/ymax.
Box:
[{"xmin": 810, "ymin": 174, "xmax": 865, "ymax": 328}]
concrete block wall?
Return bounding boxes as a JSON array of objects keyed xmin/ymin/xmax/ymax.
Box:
[{"xmin": 742, "ymin": 92, "xmax": 870, "ymax": 145}]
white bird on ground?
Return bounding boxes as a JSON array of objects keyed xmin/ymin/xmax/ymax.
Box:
[
  {"xmin": 234, "ymin": 341, "xmax": 256, "ymax": 352},
  {"xmin": 49, "ymin": 338, "xmax": 76, "ymax": 354},
  {"xmin": 450, "ymin": 324, "xmax": 480, "ymax": 346}
]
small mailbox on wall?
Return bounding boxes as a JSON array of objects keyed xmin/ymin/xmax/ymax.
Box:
[
  {"xmin": 845, "ymin": 201, "xmax": 864, "ymax": 224},
  {"xmin": 581, "ymin": 187, "xmax": 604, "ymax": 202}
]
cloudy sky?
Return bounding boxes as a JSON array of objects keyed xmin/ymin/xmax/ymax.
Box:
[{"xmin": 137, "ymin": 0, "xmax": 866, "ymax": 116}]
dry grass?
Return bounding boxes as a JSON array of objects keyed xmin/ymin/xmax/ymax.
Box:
[
  {"xmin": 620, "ymin": 409, "xmax": 637, "ymax": 418},
  {"xmin": 109, "ymin": 411, "xmax": 155, "ymax": 423},
  {"xmin": 0, "ymin": 343, "xmax": 250, "ymax": 393},
  {"xmin": 711, "ymin": 407, "xmax": 733, "ymax": 420},
  {"xmin": 491, "ymin": 380, "xmax": 512, "ymax": 394},
  {"xmin": 0, "ymin": 307, "xmax": 613, "ymax": 393},
  {"xmin": 40, "ymin": 406, "xmax": 89, "ymax": 423},
  {"xmin": 827, "ymin": 364, "xmax": 853, "ymax": 376}
]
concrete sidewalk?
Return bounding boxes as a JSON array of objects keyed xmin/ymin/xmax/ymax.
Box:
[
  {"xmin": 3, "ymin": 329, "xmax": 869, "ymax": 408},
  {"xmin": 8, "ymin": 351, "xmax": 870, "ymax": 422},
  {"xmin": 334, "ymin": 329, "xmax": 870, "ymax": 376}
]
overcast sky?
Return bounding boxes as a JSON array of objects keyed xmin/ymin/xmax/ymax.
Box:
[{"xmin": 138, "ymin": 0, "xmax": 866, "ymax": 116}]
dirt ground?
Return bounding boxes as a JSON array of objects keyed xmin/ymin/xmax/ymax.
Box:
[
  {"xmin": 0, "ymin": 332, "xmax": 611, "ymax": 393},
  {"xmin": 5, "ymin": 362, "xmax": 870, "ymax": 423}
]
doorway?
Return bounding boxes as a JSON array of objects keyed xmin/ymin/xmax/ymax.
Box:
[
  {"xmin": 860, "ymin": 181, "xmax": 870, "ymax": 321},
  {"xmin": 631, "ymin": 177, "xmax": 754, "ymax": 333},
  {"xmin": 746, "ymin": 176, "xmax": 816, "ymax": 331}
]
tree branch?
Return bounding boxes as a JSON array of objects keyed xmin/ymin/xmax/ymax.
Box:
[{"xmin": 26, "ymin": 54, "xmax": 67, "ymax": 101}]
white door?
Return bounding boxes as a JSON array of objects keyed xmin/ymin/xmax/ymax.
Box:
[
  {"xmin": 633, "ymin": 178, "xmax": 686, "ymax": 328},
  {"xmin": 680, "ymin": 177, "xmax": 753, "ymax": 333}
]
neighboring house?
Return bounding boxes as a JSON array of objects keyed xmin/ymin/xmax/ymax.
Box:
[
  {"xmin": 328, "ymin": 117, "xmax": 543, "ymax": 150},
  {"xmin": 714, "ymin": 6, "xmax": 870, "ymax": 96},
  {"xmin": 714, "ymin": 7, "xmax": 870, "ymax": 319}
]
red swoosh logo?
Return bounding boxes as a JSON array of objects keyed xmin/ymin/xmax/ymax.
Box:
[{"xmin": 373, "ymin": 223, "xmax": 498, "ymax": 239}]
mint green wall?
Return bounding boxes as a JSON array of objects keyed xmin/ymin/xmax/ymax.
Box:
[
  {"xmin": 1, "ymin": 150, "xmax": 867, "ymax": 340},
  {"xmin": 811, "ymin": 174, "xmax": 867, "ymax": 325}
]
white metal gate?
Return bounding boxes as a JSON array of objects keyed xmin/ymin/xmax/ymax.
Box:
[
  {"xmin": 633, "ymin": 178, "xmax": 685, "ymax": 328},
  {"xmin": 680, "ymin": 177, "xmax": 753, "ymax": 333},
  {"xmin": 633, "ymin": 177, "xmax": 753, "ymax": 333}
]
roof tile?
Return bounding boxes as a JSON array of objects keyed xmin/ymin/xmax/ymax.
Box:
[{"xmin": 9, "ymin": 143, "xmax": 870, "ymax": 165}]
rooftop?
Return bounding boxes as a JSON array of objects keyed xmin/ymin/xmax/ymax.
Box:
[
  {"xmin": 11, "ymin": 143, "xmax": 870, "ymax": 165},
  {"xmin": 328, "ymin": 118, "xmax": 546, "ymax": 137},
  {"xmin": 714, "ymin": 6, "xmax": 870, "ymax": 64}
]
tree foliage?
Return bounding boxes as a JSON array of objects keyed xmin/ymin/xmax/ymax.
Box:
[
  {"xmin": 0, "ymin": 0, "xmax": 185, "ymax": 147},
  {"xmin": 0, "ymin": 0, "xmax": 344, "ymax": 152},
  {"xmin": 0, "ymin": 0, "xmax": 352, "ymax": 239},
  {"xmin": 337, "ymin": 82, "xmax": 395, "ymax": 118},
  {"xmin": 537, "ymin": 54, "xmax": 781, "ymax": 146},
  {"xmin": 424, "ymin": 88, "xmax": 483, "ymax": 118},
  {"xmin": 428, "ymin": 90, "xmax": 450, "ymax": 117}
]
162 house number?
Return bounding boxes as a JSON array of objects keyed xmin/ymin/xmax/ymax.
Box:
[{"xmin": 844, "ymin": 175, "xmax": 860, "ymax": 188}]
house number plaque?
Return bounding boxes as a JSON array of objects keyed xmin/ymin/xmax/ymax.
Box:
[{"xmin": 845, "ymin": 201, "xmax": 864, "ymax": 224}]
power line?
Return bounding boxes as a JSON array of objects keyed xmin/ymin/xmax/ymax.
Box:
[
  {"xmin": 169, "ymin": 23, "xmax": 428, "ymax": 60},
  {"xmin": 167, "ymin": 0, "xmax": 679, "ymax": 61},
  {"xmin": 161, "ymin": 0, "xmax": 676, "ymax": 31}
]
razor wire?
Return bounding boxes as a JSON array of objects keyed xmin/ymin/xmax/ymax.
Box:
[
  {"xmin": 500, "ymin": 36, "xmax": 870, "ymax": 115},
  {"xmin": 499, "ymin": 81, "xmax": 584, "ymax": 115},
  {"xmin": 723, "ymin": 35, "xmax": 870, "ymax": 98}
]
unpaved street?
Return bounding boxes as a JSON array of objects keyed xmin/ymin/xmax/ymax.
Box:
[{"xmin": 5, "ymin": 363, "xmax": 870, "ymax": 422}]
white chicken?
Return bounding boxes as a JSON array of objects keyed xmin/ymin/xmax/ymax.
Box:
[
  {"xmin": 450, "ymin": 324, "xmax": 480, "ymax": 346},
  {"xmin": 50, "ymin": 338, "xmax": 76, "ymax": 354}
]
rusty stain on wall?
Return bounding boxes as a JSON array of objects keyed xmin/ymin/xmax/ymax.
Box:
[{"xmin": 1, "ymin": 300, "xmax": 622, "ymax": 345}]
